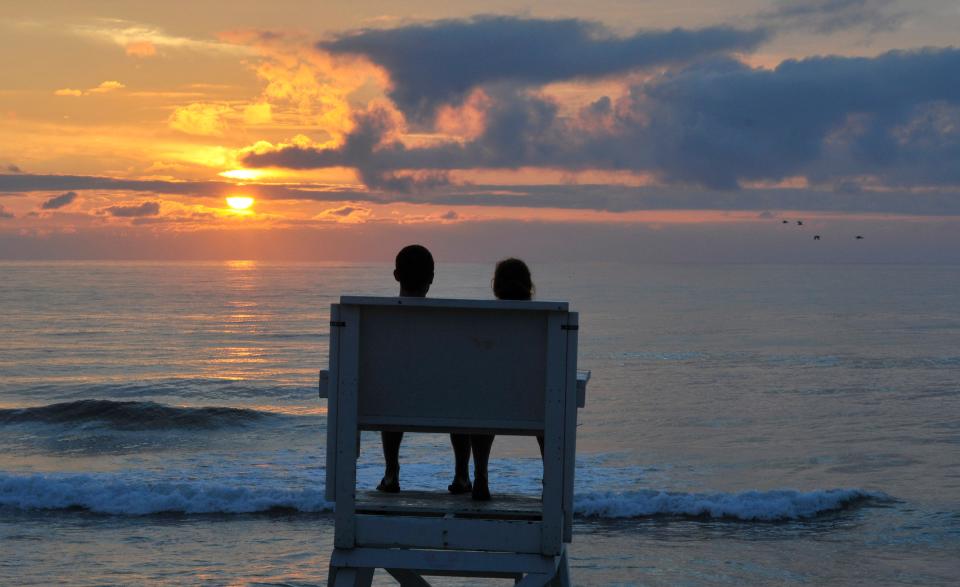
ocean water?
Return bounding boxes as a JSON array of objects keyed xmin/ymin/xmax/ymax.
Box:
[{"xmin": 1, "ymin": 260, "xmax": 958, "ymax": 585}]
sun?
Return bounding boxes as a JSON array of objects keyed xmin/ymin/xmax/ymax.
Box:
[{"xmin": 226, "ymin": 196, "xmax": 254, "ymax": 210}]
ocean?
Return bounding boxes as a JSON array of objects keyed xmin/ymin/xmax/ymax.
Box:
[{"xmin": 1, "ymin": 261, "xmax": 957, "ymax": 585}]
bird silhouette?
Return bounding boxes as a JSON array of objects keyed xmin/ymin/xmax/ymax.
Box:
[
  {"xmin": 782, "ymin": 220, "xmax": 789, "ymax": 224},
  {"xmin": 855, "ymin": 235, "xmax": 864, "ymax": 239},
  {"xmin": 814, "ymin": 235, "xmax": 821, "ymax": 240},
  {"xmin": 797, "ymin": 220, "xmax": 804, "ymax": 226}
]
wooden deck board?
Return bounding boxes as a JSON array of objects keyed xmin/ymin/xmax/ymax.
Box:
[{"xmin": 355, "ymin": 490, "xmax": 542, "ymax": 518}]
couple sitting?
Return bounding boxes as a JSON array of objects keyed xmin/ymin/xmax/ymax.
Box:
[{"xmin": 378, "ymin": 244, "xmax": 535, "ymax": 501}]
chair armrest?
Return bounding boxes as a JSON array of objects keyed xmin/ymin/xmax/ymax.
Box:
[
  {"xmin": 319, "ymin": 369, "xmax": 329, "ymax": 399},
  {"xmin": 576, "ymin": 370, "xmax": 591, "ymax": 408}
]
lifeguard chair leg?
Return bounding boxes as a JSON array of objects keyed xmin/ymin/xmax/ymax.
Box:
[
  {"xmin": 328, "ymin": 562, "xmax": 374, "ymax": 587},
  {"xmin": 385, "ymin": 568, "xmax": 432, "ymax": 586}
]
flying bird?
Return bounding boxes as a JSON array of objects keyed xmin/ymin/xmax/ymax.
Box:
[
  {"xmin": 797, "ymin": 220, "xmax": 803, "ymax": 226},
  {"xmin": 814, "ymin": 235, "xmax": 821, "ymax": 240},
  {"xmin": 855, "ymin": 235, "xmax": 864, "ymax": 239},
  {"xmin": 782, "ymin": 220, "xmax": 789, "ymax": 224}
]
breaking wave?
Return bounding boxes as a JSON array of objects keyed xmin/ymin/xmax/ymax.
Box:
[
  {"xmin": 0, "ymin": 471, "xmax": 886, "ymax": 520},
  {"xmin": 573, "ymin": 488, "xmax": 888, "ymax": 521},
  {"xmin": 0, "ymin": 400, "xmax": 282, "ymax": 430}
]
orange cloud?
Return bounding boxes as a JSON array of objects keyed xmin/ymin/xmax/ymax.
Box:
[
  {"xmin": 89, "ymin": 81, "xmax": 125, "ymax": 94},
  {"xmin": 53, "ymin": 81, "xmax": 125, "ymax": 97},
  {"xmin": 124, "ymin": 41, "xmax": 157, "ymax": 57},
  {"xmin": 168, "ymin": 103, "xmax": 233, "ymax": 136},
  {"xmin": 243, "ymin": 102, "xmax": 272, "ymax": 124}
]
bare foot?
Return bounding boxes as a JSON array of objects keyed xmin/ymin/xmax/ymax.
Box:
[
  {"xmin": 376, "ymin": 472, "xmax": 400, "ymax": 493},
  {"xmin": 448, "ymin": 476, "xmax": 473, "ymax": 494},
  {"xmin": 471, "ymin": 476, "xmax": 490, "ymax": 501}
]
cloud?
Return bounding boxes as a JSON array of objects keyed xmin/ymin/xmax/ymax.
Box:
[
  {"xmin": 104, "ymin": 201, "xmax": 161, "ymax": 217},
  {"xmin": 247, "ymin": 46, "xmax": 960, "ymax": 191},
  {"xmin": 315, "ymin": 204, "xmax": 372, "ymax": 223},
  {"xmin": 243, "ymin": 102, "xmax": 272, "ymax": 124},
  {"xmin": 88, "ymin": 81, "xmax": 125, "ymax": 94},
  {"xmin": 5, "ymin": 164, "xmax": 22, "ymax": 173},
  {"xmin": 73, "ymin": 20, "xmax": 253, "ymax": 57},
  {"xmin": 0, "ymin": 205, "xmax": 13, "ymax": 219},
  {"xmin": 760, "ymin": 0, "xmax": 908, "ymax": 34},
  {"xmin": 124, "ymin": 41, "xmax": 157, "ymax": 57},
  {"xmin": 320, "ymin": 16, "xmax": 768, "ymax": 120},
  {"xmin": 168, "ymin": 103, "xmax": 232, "ymax": 136},
  {"xmin": 3, "ymin": 173, "xmax": 959, "ymax": 217},
  {"xmin": 54, "ymin": 81, "xmax": 125, "ymax": 97},
  {"xmin": 41, "ymin": 191, "xmax": 78, "ymax": 210}
]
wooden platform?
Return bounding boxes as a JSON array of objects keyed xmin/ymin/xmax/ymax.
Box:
[{"xmin": 356, "ymin": 490, "xmax": 543, "ymax": 520}]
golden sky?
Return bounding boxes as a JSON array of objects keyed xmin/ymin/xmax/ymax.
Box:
[{"xmin": 1, "ymin": 1, "xmax": 959, "ymax": 261}]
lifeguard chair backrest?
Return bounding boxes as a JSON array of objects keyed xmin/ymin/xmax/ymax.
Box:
[{"xmin": 343, "ymin": 297, "xmax": 569, "ymax": 433}]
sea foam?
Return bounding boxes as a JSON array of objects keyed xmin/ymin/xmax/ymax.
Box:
[{"xmin": 0, "ymin": 471, "xmax": 885, "ymax": 520}]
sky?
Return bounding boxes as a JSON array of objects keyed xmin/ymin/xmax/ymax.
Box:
[{"xmin": 1, "ymin": 0, "xmax": 958, "ymax": 262}]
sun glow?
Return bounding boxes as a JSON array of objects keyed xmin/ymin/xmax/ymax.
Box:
[
  {"xmin": 219, "ymin": 169, "xmax": 264, "ymax": 180},
  {"xmin": 226, "ymin": 196, "xmax": 255, "ymax": 210}
]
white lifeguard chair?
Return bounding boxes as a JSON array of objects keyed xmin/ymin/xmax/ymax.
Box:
[{"xmin": 319, "ymin": 296, "xmax": 588, "ymax": 586}]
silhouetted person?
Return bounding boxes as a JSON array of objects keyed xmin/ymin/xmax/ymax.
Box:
[
  {"xmin": 468, "ymin": 257, "xmax": 537, "ymax": 501},
  {"xmin": 377, "ymin": 245, "xmax": 472, "ymax": 494}
]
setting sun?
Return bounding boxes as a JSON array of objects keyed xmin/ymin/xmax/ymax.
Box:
[
  {"xmin": 226, "ymin": 196, "xmax": 255, "ymax": 210},
  {"xmin": 219, "ymin": 169, "xmax": 264, "ymax": 181}
]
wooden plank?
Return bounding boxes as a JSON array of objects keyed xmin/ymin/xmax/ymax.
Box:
[
  {"xmin": 341, "ymin": 296, "xmax": 568, "ymax": 312},
  {"xmin": 562, "ymin": 312, "xmax": 579, "ymax": 543},
  {"xmin": 324, "ymin": 304, "xmax": 341, "ymax": 503},
  {"xmin": 331, "ymin": 547, "xmax": 559, "ymax": 575},
  {"xmin": 357, "ymin": 417, "xmax": 542, "ymax": 435},
  {"xmin": 385, "ymin": 569, "xmax": 432, "ymax": 586},
  {"xmin": 540, "ymin": 311, "xmax": 565, "ymax": 555},
  {"xmin": 355, "ymin": 489, "xmax": 541, "ymax": 517},
  {"xmin": 333, "ymin": 304, "xmax": 360, "ymax": 549},
  {"xmin": 355, "ymin": 515, "xmax": 542, "ymax": 553}
]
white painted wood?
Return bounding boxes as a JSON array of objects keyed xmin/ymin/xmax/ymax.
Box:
[
  {"xmin": 562, "ymin": 312, "xmax": 579, "ymax": 542},
  {"xmin": 540, "ymin": 311, "xmax": 565, "ymax": 555},
  {"xmin": 385, "ymin": 569, "xmax": 433, "ymax": 587},
  {"xmin": 324, "ymin": 305, "xmax": 341, "ymax": 503},
  {"xmin": 323, "ymin": 297, "xmax": 582, "ymax": 585},
  {"xmin": 355, "ymin": 514, "xmax": 543, "ymax": 553},
  {"xmin": 355, "ymin": 489, "xmax": 541, "ymax": 518},
  {"xmin": 576, "ymin": 370, "xmax": 590, "ymax": 408},
  {"xmin": 318, "ymin": 369, "xmax": 329, "ymax": 398},
  {"xmin": 333, "ymin": 304, "xmax": 360, "ymax": 549},
  {"xmin": 355, "ymin": 305, "xmax": 548, "ymax": 431},
  {"xmin": 331, "ymin": 548, "xmax": 559, "ymax": 575},
  {"xmin": 341, "ymin": 295, "xmax": 568, "ymax": 312}
]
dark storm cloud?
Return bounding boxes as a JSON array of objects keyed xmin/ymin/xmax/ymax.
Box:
[
  {"xmin": 40, "ymin": 191, "xmax": 78, "ymax": 210},
  {"xmin": 760, "ymin": 0, "xmax": 908, "ymax": 34},
  {"xmin": 320, "ymin": 16, "xmax": 768, "ymax": 120},
  {"xmin": 247, "ymin": 46, "xmax": 960, "ymax": 192},
  {"xmin": 104, "ymin": 201, "xmax": 161, "ymax": 217}
]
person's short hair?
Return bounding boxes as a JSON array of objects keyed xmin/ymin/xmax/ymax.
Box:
[
  {"xmin": 493, "ymin": 258, "xmax": 534, "ymax": 300},
  {"xmin": 395, "ymin": 244, "xmax": 434, "ymax": 291}
]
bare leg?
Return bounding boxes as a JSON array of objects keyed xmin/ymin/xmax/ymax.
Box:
[
  {"xmin": 377, "ymin": 431, "xmax": 403, "ymax": 492},
  {"xmin": 449, "ymin": 434, "xmax": 472, "ymax": 493},
  {"xmin": 470, "ymin": 434, "xmax": 495, "ymax": 501}
]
